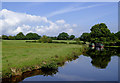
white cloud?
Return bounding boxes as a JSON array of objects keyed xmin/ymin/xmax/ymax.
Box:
[
  {"xmin": 56, "ymin": 19, "xmax": 65, "ymax": 24},
  {"xmin": 72, "ymin": 24, "xmax": 77, "ymax": 27},
  {"xmin": 0, "ymin": 9, "xmax": 77, "ymax": 36}
]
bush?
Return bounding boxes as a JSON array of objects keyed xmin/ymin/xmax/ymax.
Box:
[
  {"xmin": 42, "ymin": 63, "xmax": 58, "ymax": 69},
  {"xmin": 39, "ymin": 35, "xmax": 52, "ymax": 43},
  {"xmin": 47, "ymin": 38, "xmax": 52, "ymax": 43}
]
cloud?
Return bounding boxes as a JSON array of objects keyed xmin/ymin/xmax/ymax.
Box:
[
  {"xmin": 47, "ymin": 4, "xmax": 105, "ymax": 17},
  {"xmin": 56, "ymin": 20, "xmax": 65, "ymax": 24},
  {"xmin": 0, "ymin": 9, "xmax": 77, "ymax": 36}
]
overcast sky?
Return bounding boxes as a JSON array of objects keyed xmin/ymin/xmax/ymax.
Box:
[{"xmin": 0, "ymin": 2, "xmax": 118, "ymax": 37}]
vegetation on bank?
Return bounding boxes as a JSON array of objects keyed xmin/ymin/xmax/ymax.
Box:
[{"xmin": 2, "ymin": 40, "xmax": 87, "ymax": 78}]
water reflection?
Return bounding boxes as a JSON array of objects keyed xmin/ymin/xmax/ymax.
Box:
[{"xmin": 84, "ymin": 47, "xmax": 120, "ymax": 69}]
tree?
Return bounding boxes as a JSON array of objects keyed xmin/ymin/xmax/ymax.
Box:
[
  {"xmin": 115, "ymin": 31, "xmax": 120, "ymax": 40},
  {"xmin": 80, "ymin": 33, "xmax": 90, "ymax": 43},
  {"xmin": 57, "ymin": 32, "xmax": 69, "ymax": 40},
  {"xmin": 69, "ymin": 35, "xmax": 75, "ymax": 40},
  {"xmin": 99, "ymin": 23, "xmax": 107, "ymax": 29},
  {"xmin": 90, "ymin": 24, "xmax": 102, "ymax": 38},
  {"xmin": 90, "ymin": 23, "xmax": 111, "ymax": 38},
  {"xmin": 15, "ymin": 32, "xmax": 25, "ymax": 40},
  {"xmin": 50, "ymin": 36, "xmax": 57, "ymax": 40},
  {"xmin": 109, "ymin": 33, "xmax": 118, "ymax": 41},
  {"xmin": 8, "ymin": 36, "xmax": 15, "ymax": 40},
  {"xmin": 89, "ymin": 23, "xmax": 113, "ymax": 43},
  {"xmin": 39, "ymin": 35, "xmax": 52, "ymax": 43},
  {"xmin": 2, "ymin": 35, "xmax": 8, "ymax": 40},
  {"xmin": 26, "ymin": 33, "xmax": 41, "ymax": 40}
]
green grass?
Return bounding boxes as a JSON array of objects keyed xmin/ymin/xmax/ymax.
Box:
[{"xmin": 2, "ymin": 40, "xmax": 86, "ymax": 77}]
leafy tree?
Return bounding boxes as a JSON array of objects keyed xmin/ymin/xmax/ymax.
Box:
[
  {"xmin": 50, "ymin": 36, "xmax": 57, "ymax": 40},
  {"xmin": 57, "ymin": 32, "xmax": 69, "ymax": 40},
  {"xmin": 15, "ymin": 32, "xmax": 25, "ymax": 40},
  {"xmin": 90, "ymin": 23, "xmax": 111, "ymax": 38},
  {"xmin": 39, "ymin": 35, "xmax": 52, "ymax": 43},
  {"xmin": 88, "ymin": 23, "xmax": 114, "ymax": 43},
  {"xmin": 99, "ymin": 37, "xmax": 106, "ymax": 42},
  {"xmin": 90, "ymin": 24, "xmax": 102, "ymax": 38},
  {"xmin": 26, "ymin": 33, "xmax": 41, "ymax": 40},
  {"xmin": 2, "ymin": 35, "xmax": 8, "ymax": 40},
  {"xmin": 8, "ymin": 36, "xmax": 15, "ymax": 40},
  {"xmin": 99, "ymin": 23, "xmax": 107, "ymax": 29},
  {"xmin": 109, "ymin": 33, "xmax": 118, "ymax": 41},
  {"xmin": 69, "ymin": 35, "xmax": 75, "ymax": 40},
  {"xmin": 80, "ymin": 33, "xmax": 90, "ymax": 43},
  {"xmin": 100, "ymin": 27, "xmax": 111, "ymax": 37},
  {"xmin": 115, "ymin": 31, "xmax": 120, "ymax": 40}
]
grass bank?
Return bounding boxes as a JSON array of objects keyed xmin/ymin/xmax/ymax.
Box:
[{"xmin": 2, "ymin": 40, "xmax": 87, "ymax": 78}]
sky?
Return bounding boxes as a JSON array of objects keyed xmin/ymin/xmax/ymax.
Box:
[{"xmin": 0, "ymin": 2, "xmax": 118, "ymax": 37}]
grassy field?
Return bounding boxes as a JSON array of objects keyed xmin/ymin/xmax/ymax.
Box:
[{"xmin": 2, "ymin": 40, "xmax": 86, "ymax": 77}]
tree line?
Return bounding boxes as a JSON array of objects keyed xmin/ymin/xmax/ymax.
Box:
[
  {"xmin": 1, "ymin": 23, "xmax": 120, "ymax": 43},
  {"xmin": 1, "ymin": 32, "xmax": 75, "ymax": 40}
]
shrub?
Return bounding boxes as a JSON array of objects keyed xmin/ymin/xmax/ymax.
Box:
[
  {"xmin": 39, "ymin": 35, "xmax": 52, "ymax": 43},
  {"xmin": 42, "ymin": 63, "xmax": 58, "ymax": 69},
  {"xmin": 47, "ymin": 38, "xmax": 52, "ymax": 43}
]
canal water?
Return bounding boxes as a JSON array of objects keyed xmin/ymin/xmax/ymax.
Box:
[{"xmin": 21, "ymin": 47, "xmax": 119, "ymax": 81}]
